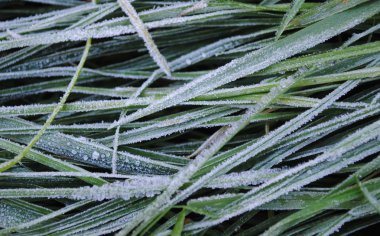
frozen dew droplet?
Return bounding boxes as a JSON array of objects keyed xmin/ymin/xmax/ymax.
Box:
[{"xmin": 92, "ymin": 151, "xmax": 100, "ymax": 160}]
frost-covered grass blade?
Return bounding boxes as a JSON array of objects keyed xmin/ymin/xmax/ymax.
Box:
[{"xmin": 0, "ymin": 0, "xmax": 379, "ymax": 235}]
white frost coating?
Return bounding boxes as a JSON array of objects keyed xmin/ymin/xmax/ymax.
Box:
[
  {"xmin": 0, "ymin": 178, "xmax": 167, "ymax": 200},
  {"xmin": 86, "ymin": 2, "xmax": 193, "ymax": 29},
  {"xmin": 115, "ymin": 72, "xmax": 298, "ymax": 235},
  {"xmin": 68, "ymin": 3, "xmax": 119, "ymax": 30},
  {"xmin": 114, "ymin": 3, "xmax": 377, "ymax": 126},
  {"xmin": 108, "ymin": 21, "xmax": 268, "ymax": 156},
  {"xmin": 0, "ymin": 67, "xmax": 77, "ymax": 81},
  {"xmin": 180, "ymin": 0, "xmax": 209, "ymax": 16},
  {"xmin": 0, "ymin": 97, "xmax": 156, "ymax": 117},
  {"xmin": 0, "ymin": 169, "xmax": 281, "ymax": 190},
  {"xmin": 218, "ymin": 79, "xmax": 357, "ymax": 169},
  {"xmin": 185, "ymin": 140, "xmax": 380, "ymax": 232},
  {"xmin": 168, "ymin": 29, "xmax": 275, "ymax": 72},
  {"xmin": 108, "ymin": 29, "xmax": 274, "ymax": 128},
  {"xmin": 109, "ymin": 21, "xmax": 269, "ymax": 131},
  {"xmin": 117, "ymin": 0, "xmax": 171, "ymax": 77},
  {"xmin": 0, "ymin": 3, "xmax": 99, "ymax": 30},
  {"xmin": 139, "ymin": 2, "xmax": 193, "ymax": 15},
  {"xmin": 0, "ymin": 3, "xmax": 103, "ymax": 38},
  {"xmin": 0, "ymin": 10, "xmax": 245, "ymax": 52},
  {"xmin": 137, "ymin": 73, "xmax": 362, "ymax": 233},
  {"xmin": 105, "ymin": 107, "xmax": 237, "ymax": 145},
  {"xmin": 71, "ymin": 178, "xmax": 168, "ymax": 201},
  {"xmin": 238, "ymin": 148, "xmax": 380, "ymax": 231},
  {"xmin": 206, "ymin": 169, "xmax": 280, "ymax": 189},
  {"xmin": 193, "ymin": 125, "xmax": 380, "ymax": 231},
  {"xmin": 164, "ymin": 80, "xmax": 361, "ymax": 232},
  {"xmin": 0, "ymin": 67, "xmax": 155, "ymax": 82}
]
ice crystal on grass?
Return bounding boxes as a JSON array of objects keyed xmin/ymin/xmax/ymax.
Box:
[
  {"xmin": 115, "ymin": 2, "xmax": 380, "ymax": 125},
  {"xmin": 71, "ymin": 178, "xmax": 167, "ymax": 201},
  {"xmin": 1, "ymin": 1, "xmax": 380, "ymax": 235},
  {"xmin": 118, "ymin": 0, "xmax": 171, "ymax": 77}
]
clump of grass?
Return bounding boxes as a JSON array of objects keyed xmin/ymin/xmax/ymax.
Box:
[{"xmin": 0, "ymin": 0, "xmax": 380, "ymax": 235}]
